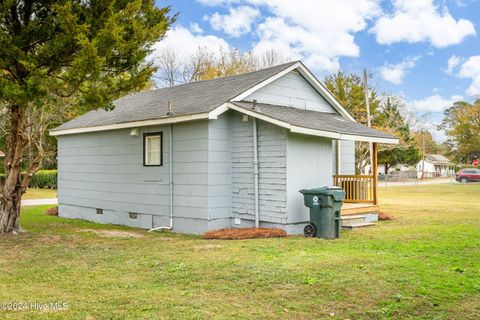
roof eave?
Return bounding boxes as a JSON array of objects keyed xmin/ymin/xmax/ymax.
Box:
[
  {"xmin": 226, "ymin": 102, "xmax": 399, "ymax": 144},
  {"xmin": 50, "ymin": 112, "xmax": 210, "ymax": 136}
]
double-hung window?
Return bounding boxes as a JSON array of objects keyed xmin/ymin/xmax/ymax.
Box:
[{"xmin": 144, "ymin": 132, "xmax": 163, "ymax": 166}]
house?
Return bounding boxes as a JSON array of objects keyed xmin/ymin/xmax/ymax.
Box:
[
  {"xmin": 417, "ymin": 154, "xmax": 455, "ymax": 178},
  {"xmin": 0, "ymin": 150, "xmax": 4, "ymax": 157},
  {"xmin": 50, "ymin": 61, "xmax": 398, "ymax": 234}
]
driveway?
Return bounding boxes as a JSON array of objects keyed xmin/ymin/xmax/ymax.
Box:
[
  {"xmin": 21, "ymin": 198, "xmax": 58, "ymax": 206},
  {"xmin": 378, "ymin": 178, "xmax": 457, "ymax": 188}
]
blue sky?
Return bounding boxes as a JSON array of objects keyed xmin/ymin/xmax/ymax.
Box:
[{"xmin": 155, "ymin": 0, "xmax": 480, "ymax": 141}]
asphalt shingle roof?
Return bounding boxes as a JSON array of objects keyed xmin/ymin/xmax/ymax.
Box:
[
  {"xmin": 231, "ymin": 101, "xmax": 397, "ymax": 140},
  {"xmin": 53, "ymin": 61, "xmax": 298, "ymax": 131},
  {"xmin": 426, "ymin": 154, "xmax": 453, "ymax": 164}
]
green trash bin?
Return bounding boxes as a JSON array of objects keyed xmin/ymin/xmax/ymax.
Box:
[{"xmin": 299, "ymin": 187, "xmax": 345, "ymax": 239}]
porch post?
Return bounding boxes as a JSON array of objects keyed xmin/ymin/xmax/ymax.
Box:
[
  {"xmin": 372, "ymin": 142, "xmax": 378, "ymax": 205},
  {"xmin": 336, "ymin": 140, "xmax": 341, "ymax": 175}
]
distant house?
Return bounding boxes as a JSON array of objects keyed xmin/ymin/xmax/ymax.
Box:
[
  {"xmin": 51, "ymin": 61, "xmax": 398, "ymax": 234},
  {"xmin": 0, "ymin": 150, "xmax": 5, "ymax": 157},
  {"xmin": 417, "ymin": 154, "xmax": 455, "ymax": 178}
]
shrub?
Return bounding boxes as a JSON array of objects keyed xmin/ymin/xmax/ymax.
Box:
[
  {"xmin": 203, "ymin": 227, "xmax": 287, "ymax": 240},
  {"xmin": 29, "ymin": 170, "xmax": 57, "ymax": 189},
  {"xmin": 0, "ymin": 170, "xmax": 57, "ymax": 189}
]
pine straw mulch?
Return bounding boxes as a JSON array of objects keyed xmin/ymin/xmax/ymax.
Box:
[
  {"xmin": 202, "ymin": 227, "xmax": 287, "ymax": 240},
  {"xmin": 378, "ymin": 211, "xmax": 394, "ymax": 220},
  {"xmin": 45, "ymin": 206, "xmax": 58, "ymax": 216}
]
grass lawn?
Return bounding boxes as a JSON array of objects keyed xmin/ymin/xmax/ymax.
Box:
[
  {"xmin": 23, "ymin": 188, "xmax": 57, "ymax": 200},
  {"xmin": 1, "ymin": 184, "xmax": 479, "ymax": 319}
]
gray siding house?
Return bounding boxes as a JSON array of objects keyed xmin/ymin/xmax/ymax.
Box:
[{"xmin": 51, "ymin": 61, "xmax": 397, "ymax": 234}]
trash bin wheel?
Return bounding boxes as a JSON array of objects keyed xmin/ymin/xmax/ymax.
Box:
[{"xmin": 304, "ymin": 223, "xmax": 316, "ymax": 237}]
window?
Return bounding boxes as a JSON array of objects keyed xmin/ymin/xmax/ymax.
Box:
[
  {"xmin": 96, "ymin": 208, "xmax": 103, "ymax": 215},
  {"xmin": 143, "ymin": 132, "xmax": 163, "ymax": 166}
]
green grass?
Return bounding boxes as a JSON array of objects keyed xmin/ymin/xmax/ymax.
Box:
[
  {"xmin": 1, "ymin": 184, "xmax": 479, "ymax": 319},
  {"xmin": 23, "ymin": 188, "xmax": 57, "ymax": 200}
]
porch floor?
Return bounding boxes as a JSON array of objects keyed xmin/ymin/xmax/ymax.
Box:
[{"xmin": 341, "ymin": 203, "xmax": 379, "ymax": 216}]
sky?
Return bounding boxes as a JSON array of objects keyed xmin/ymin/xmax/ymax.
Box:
[{"xmin": 154, "ymin": 0, "xmax": 480, "ymax": 141}]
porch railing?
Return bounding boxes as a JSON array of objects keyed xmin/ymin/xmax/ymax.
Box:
[{"xmin": 333, "ymin": 175, "xmax": 377, "ymax": 204}]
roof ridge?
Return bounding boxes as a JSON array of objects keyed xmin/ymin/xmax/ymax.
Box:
[{"xmin": 119, "ymin": 60, "xmax": 300, "ymax": 99}]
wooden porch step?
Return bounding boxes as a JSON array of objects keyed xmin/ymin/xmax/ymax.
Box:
[{"xmin": 342, "ymin": 222, "xmax": 375, "ymax": 229}]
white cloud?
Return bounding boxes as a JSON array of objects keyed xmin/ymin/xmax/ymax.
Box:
[
  {"xmin": 208, "ymin": 6, "xmax": 260, "ymax": 37},
  {"xmin": 189, "ymin": 23, "xmax": 204, "ymax": 34},
  {"xmin": 445, "ymin": 55, "xmax": 462, "ymax": 74},
  {"xmin": 458, "ymin": 55, "xmax": 480, "ymax": 96},
  {"xmin": 372, "ymin": 0, "xmax": 475, "ymax": 47},
  {"xmin": 197, "ymin": 0, "xmax": 381, "ymax": 72},
  {"xmin": 251, "ymin": 0, "xmax": 381, "ymax": 72},
  {"xmin": 149, "ymin": 26, "xmax": 229, "ymax": 63},
  {"xmin": 379, "ymin": 57, "xmax": 419, "ymax": 85},
  {"xmin": 408, "ymin": 94, "xmax": 463, "ymax": 112}
]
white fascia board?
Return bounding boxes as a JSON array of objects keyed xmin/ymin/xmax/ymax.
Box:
[
  {"xmin": 289, "ymin": 126, "xmax": 341, "ymax": 139},
  {"xmin": 295, "ymin": 64, "xmax": 356, "ymax": 122},
  {"xmin": 208, "ymin": 103, "xmax": 229, "ymax": 119},
  {"xmin": 50, "ymin": 113, "xmax": 210, "ymax": 136},
  {"xmin": 230, "ymin": 62, "xmax": 303, "ymax": 102},
  {"xmin": 339, "ymin": 134, "xmax": 399, "ymax": 144},
  {"xmin": 226, "ymin": 102, "xmax": 399, "ymax": 144}
]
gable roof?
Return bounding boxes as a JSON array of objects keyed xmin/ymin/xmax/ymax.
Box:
[
  {"xmin": 425, "ymin": 154, "xmax": 454, "ymax": 165},
  {"xmin": 52, "ymin": 61, "xmax": 300, "ymax": 133},
  {"xmin": 229, "ymin": 101, "xmax": 398, "ymax": 144},
  {"xmin": 50, "ymin": 60, "xmax": 396, "ymax": 144}
]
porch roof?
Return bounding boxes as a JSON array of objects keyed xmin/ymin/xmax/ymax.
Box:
[{"xmin": 229, "ymin": 101, "xmax": 399, "ymax": 144}]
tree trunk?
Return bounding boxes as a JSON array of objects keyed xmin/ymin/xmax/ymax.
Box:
[
  {"xmin": 384, "ymin": 163, "xmax": 390, "ymax": 175},
  {"xmin": 0, "ymin": 106, "xmax": 27, "ymax": 234}
]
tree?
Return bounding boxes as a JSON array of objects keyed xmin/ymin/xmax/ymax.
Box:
[
  {"xmin": 324, "ymin": 72, "xmax": 381, "ymax": 173},
  {"xmin": 153, "ymin": 47, "xmax": 281, "ymax": 87},
  {"xmin": 439, "ymin": 99, "xmax": 480, "ymax": 164},
  {"xmin": 0, "ymin": 0, "xmax": 174, "ymax": 234},
  {"xmin": 376, "ymin": 98, "xmax": 421, "ymax": 174},
  {"xmin": 413, "ymin": 131, "xmax": 439, "ymax": 156}
]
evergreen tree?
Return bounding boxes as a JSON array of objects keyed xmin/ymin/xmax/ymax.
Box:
[{"xmin": 0, "ymin": 0, "xmax": 174, "ymax": 234}]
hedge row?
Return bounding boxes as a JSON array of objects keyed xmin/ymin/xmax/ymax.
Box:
[{"xmin": 0, "ymin": 170, "xmax": 57, "ymax": 189}]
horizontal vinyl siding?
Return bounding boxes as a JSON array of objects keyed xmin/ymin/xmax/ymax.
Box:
[
  {"xmin": 245, "ymin": 70, "xmax": 336, "ymax": 113},
  {"xmin": 57, "ymin": 120, "xmax": 210, "ymax": 227},
  {"xmin": 332, "ymin": 140, "xmax": 356, "ymax": 175},
  {"xmin": 207, "ymin": 113, "xmax": 231, "ymax": 228}
]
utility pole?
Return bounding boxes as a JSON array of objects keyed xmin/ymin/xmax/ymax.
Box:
[
  {"xmin": 421, "ymin": 133, "xmax": 426, "ymax": 180},
  {"xmin": 363, "ymin": 68, "xmax": 374, "ymax": 174}
]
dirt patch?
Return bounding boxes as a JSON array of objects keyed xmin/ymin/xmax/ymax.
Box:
[
  {"xmin": 81, "ymin": 229, "xmax": 145, "ymax": 238},
  {"xmin": 203, "ymin": 227, "xmax": 287, "ymax": 240},
  {"xmin": 40, "ymin": 235, "xmax": 63, "ymax": 244},
  {"xmin": 45, "ymin": 206, "xmax": 58, "ymax": 216},
  {"xmin": 194, "ymin": 244, "xmax": 222, "ymax": 251}
]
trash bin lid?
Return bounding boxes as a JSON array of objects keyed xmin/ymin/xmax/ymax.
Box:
[
  {"xmin": 319, "ymin": 187, "xmax": 345, "ymax": 201},
  {"xmin": 299, "ymin": 186, "xmax": 345, "ymax": 201},
  {"xmin": 299, "ymin": 187, "xmax": 329, "ymax": 194}
]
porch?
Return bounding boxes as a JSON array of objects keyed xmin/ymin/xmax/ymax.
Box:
[{"xmin": 334, "ymin": 142, "xmax": 380, "ymax": 216}]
